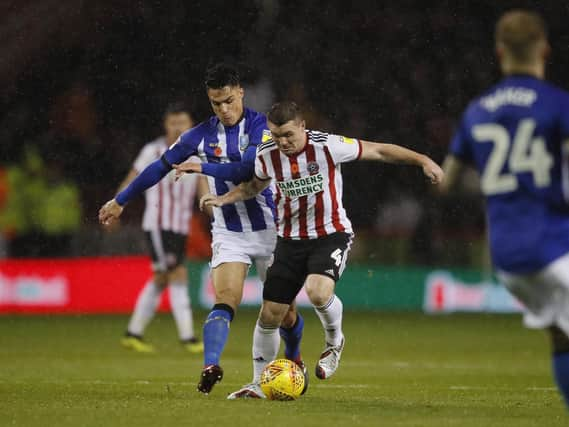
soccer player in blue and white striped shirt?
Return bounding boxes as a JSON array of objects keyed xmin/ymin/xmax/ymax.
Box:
[{"xmin": 99, "ymin": 64, "xmax": 305, "ymax": 397}]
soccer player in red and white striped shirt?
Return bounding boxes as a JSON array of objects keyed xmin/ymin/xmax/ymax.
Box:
[
  {"xmin": 200, "ymin": 101, "xmax": 443, "ymax": 390},
  {"xmin": 117, "ymin": 102, "xmax": 206, "ymax": 354}
]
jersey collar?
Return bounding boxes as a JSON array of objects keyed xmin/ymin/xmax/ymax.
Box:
[
  {"xmin": 504, "ymin": 73, "xmax": 540, "ymax": 80},
  {"xmin": 215, "ymin": 109, "xmax": 246, "ymax": 132}
]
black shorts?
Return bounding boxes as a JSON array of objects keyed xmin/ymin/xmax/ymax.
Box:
[
  {"xmin": 144, "ymin": 230, "xmax": 187, "ymax": 272},
  {"xmin": 263, "ymin": 232, "xmax": 353, "ymax": 305}
]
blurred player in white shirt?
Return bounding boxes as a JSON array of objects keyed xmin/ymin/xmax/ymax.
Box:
[{"xmin": 118, "ymin": 102, "xmax": 205, "ymax": 354}]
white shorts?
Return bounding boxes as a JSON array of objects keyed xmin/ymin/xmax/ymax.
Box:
[
  {"xmin": 210, "ymin": 228, "xmax": 276, "ymax": 281},
  {"xmin": 498, "ymin": 252, "xmax": 569, "ymax": 336}
]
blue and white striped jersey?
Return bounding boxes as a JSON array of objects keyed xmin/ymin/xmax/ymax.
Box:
[{"xmin": 163, "ymin": 108, "xmax": 276, "ymax": 233}]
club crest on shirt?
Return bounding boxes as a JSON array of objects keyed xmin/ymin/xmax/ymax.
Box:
[
  {"xmin": 307, "ymin": 161, "xmax": 319, "ymax": 175},
  {"xmin": 239, "ymin": 135, "xmax": 249, "ymax": 151}
]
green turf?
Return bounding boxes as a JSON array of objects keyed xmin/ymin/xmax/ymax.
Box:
[{"xmin": 0, "ymin": 311, "xmax": 565, "ymax": 426}]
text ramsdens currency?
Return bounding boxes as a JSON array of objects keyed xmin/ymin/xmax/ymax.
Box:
[{"xmin": 277, "ymin": 174, "xmax": 324, "ymax": 198}]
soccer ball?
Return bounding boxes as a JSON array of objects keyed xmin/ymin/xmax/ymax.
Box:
[{"xmin": 260, "ymin": 359, "xmax": 305, "ymax": 401}]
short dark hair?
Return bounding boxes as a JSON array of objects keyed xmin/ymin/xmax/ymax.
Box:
[
  {"xmin": 204, "ymin": 63, "xmax": 240, "ymax": 89},
  {"xmin": 267, "ymin": 101, "xmax": 302, "ymax": 126},
  {"xmin": 163, "ymin": 101, "xmax": 191, "ymax": 118}
]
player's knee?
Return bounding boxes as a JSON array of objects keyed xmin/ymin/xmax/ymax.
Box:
[
  {"xmin": 214, "ymin": 287, "xmax": 241, "ymax": 311},
  {"xmin": 550, "ymin": 326, "xmax": 569, "ymax": 353},
  {"xmin": 168, "ymin": 265, "xmax": 187, "ymax": 283},
  {"xmin": 260, "ymin": 301, "xmax": 287, "ymax": 327},
  {"xmin": 305, "ymin": 279, "xmax": 334, "ymax": 307}
]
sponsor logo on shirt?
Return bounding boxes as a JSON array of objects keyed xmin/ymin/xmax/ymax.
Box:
[
  {"xmin": 340, "ymin": 136, "xmax": 356, "ymax": 144},
  {"xmin": 277, "ymin": 173, "xmax": 324, "ymax": 198},
  {"xmin": 262, "ymin": 130, "xmax": 272, "ymax": 143}
]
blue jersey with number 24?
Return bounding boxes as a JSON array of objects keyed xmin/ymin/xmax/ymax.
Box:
[{"xmin": 450, "ymin": 74, "xmax": 569, "ymax": 273}]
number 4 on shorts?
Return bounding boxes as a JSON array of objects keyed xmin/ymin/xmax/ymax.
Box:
[
  {"xmin": 330, "ymin": 248, "xmax": 343, "ymax": 267},
  {"xmin": 330, "ymin": 247, "xmax": 349, "ymax": 277}
]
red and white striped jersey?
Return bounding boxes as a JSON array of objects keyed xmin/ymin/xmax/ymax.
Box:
[
  {"xmin": 133, "ymin": 137, "xmax": 199, "ymax": 234},
  {"xmin": 254, "ymin": 130, "xmax": 362, "ymax": 239}
]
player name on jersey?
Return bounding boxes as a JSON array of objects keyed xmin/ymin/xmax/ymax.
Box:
[{"xmin": 480, "ymin": 87, "xmax": 537, "ymax": 112}]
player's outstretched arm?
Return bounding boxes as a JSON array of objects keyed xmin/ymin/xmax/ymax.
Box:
[
  {"xmin": 196, "ymin": 175, "xmax": 213, "ymax": 217},
  {"xmin": 117, "ymin": 169, "xmax": 139, "ymax": 193},
  {"xmin": 100, "ymin": 130, "xmax": 198, "ymax": 225},
  {"xmin": 199, "ymin": 176, "xmax": 270, "ymax": 211},
  {"xmin": 99, "ymin": 168, "xmax": 140, "ymax": 230},
  {"xmin": 98, "ymin": 158, "xmax": 171, "ymax": 227},
  {"xmin": 173, "ymin": 142, "xmax": 258, "ymax": 183},
  {"xmin": 438, "ymin": 155, "xmax": 465, "ymax": 194},
  {"xmin": 359, "ymin": 141, "xmax": 444, "ymax": 184},
  {"xmin": 173, "ymin": 161, "xmax": 201, "ymax": 179}
]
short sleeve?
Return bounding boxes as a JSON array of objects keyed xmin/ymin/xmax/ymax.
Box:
[
  {"xmin": 326, "ymin": 134, "xmax": 362, "ymax": 164},
  {"xmin": 254, "ymin": 154, "xmax": 271, "ymax": 181},
  {"xmin": 132, "ymin": 145, "xmax": 156, "ymax": 172},
  {"xmin": 449, "ymin": 117, "xmax": 474, "ymax": 164}
]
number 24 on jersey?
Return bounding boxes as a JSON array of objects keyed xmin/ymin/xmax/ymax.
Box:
[{"xmin": 472, "ymin": 118, "xmax": 554, "ymax": 195}]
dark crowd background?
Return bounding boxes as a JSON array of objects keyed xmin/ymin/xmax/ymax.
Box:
[{"xmin": 1, "ymin": 0, "xmax": 567, "ymax": 267}]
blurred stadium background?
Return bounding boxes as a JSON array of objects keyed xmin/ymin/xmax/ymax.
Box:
[{"xmin": 1, "ymin": 1, "xmax": 568, "ymax": 425}]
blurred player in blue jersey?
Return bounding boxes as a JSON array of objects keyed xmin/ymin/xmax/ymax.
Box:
[
  {"xmin": 441, "ymin": 10, "xmax": 569, "ymax": 409},
  {"xmin": 99, "ymin": 64, "xmax": 305, "ymax": 397}
]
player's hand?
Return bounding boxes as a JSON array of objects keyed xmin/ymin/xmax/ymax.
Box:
[
  {"xmin": 173, "ymin": 162, "xmax": 202, "ymax": 181},
  {"xmin": 421, "ymin": 158, "xmax": 444, "ymax": 185},
  {"xmin": 200, "ymin": 193, "xmax": 224, "ymax": 211},
  {"xmin": 99, "ymin": 199, "xmax": 124, "ymax": 226},
  {"xmin": 102, "ymin": 218, "xmax": 122, "ymax": 233}
]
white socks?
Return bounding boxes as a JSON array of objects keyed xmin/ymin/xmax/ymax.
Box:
[
  {"xmin": 252, "ymin": 320, "xmax": 280, "ymax": 383},
  {"xmin": 249, "ymin": 295, "xmax": 343, "ymax": 384},
  {"xmin": 127, "ymin": 280, "xmax": 195, "ymax": 341},
  {"xmin": 314, "ymin": 295, "xmax": 344, "ymax": 346},
  {"xmin": 127, "ymin": 280, "xmax": 162, "ymax": 336},
  {"xmin": 169, "ymin": 281, "xmax": 195, "ymax": 341}
]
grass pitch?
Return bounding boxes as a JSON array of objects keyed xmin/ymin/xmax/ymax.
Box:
[{"xmin": 0, "ymin": 311, "xmax": 566, "ymax": 426}]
